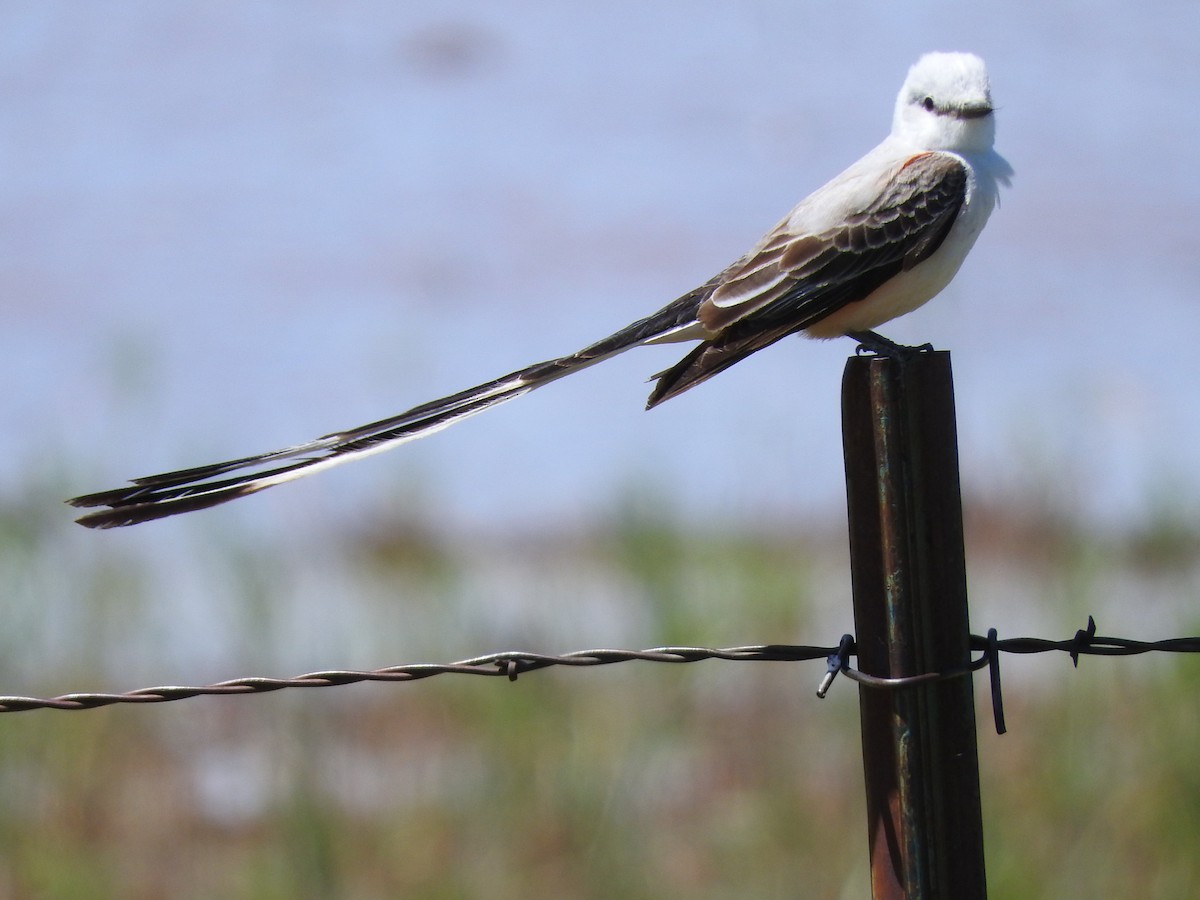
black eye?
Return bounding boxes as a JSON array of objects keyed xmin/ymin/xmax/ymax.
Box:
[{"xmin": 922, "ymin": 96, "xmax": 936, "ymax": 112}]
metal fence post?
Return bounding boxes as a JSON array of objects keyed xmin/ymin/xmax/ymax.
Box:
[{"xmin": 841, "ymin": 350, "xmax": 987, "ymax": 899}]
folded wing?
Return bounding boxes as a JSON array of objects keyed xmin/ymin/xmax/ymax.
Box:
[{"xmin": 646, "ymin": 151, "xmax": 968, "ymax": 406}]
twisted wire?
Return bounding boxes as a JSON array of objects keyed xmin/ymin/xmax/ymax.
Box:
[{"xmin": 2, "ymin": 617, "xmax": 1197, "ymax": 717}]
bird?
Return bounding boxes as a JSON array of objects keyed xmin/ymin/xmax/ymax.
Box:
[{"xmin": 70, "ymin": 51, "xmax": 1012, "ymax": 529}]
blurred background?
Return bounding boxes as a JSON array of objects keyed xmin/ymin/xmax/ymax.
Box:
[{"xmin": 3, "ymin": 1, "xmax": 1200, "ymax": 897}]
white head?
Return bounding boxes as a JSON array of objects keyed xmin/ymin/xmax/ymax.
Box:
[{"xmin": 892, "ymin": 52, "xmax": 996, "ymax": 153}]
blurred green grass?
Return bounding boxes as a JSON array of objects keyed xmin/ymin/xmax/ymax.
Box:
[{"xmin": 0, "ymin": 482, "xmax": 1198, "ymax": 898}]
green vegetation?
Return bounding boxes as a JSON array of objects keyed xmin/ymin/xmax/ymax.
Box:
[{"xmin": 0, "ymin": 482, "xmax": 1197, "ymax": 898}]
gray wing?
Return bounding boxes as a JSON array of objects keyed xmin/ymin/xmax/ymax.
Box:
[{"xmin": 646, "ymin": 151, "xmax": 969, "ymax": 407}]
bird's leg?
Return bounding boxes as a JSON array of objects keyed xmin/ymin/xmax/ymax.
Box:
[{"xmin": 846, "ymin": 330, "xmax": 935, "ymax": 360}]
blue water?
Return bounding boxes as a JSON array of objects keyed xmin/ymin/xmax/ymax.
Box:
[{"xmin": 4, "ymin": 0, "xmax": 1200, "ymax": 535}]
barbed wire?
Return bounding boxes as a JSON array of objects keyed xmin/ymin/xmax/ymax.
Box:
[
  {"xmin": 0, "ymin": 645, "xmax": 819, "ymax": 714},
  {"xmin": 1, "ymin": 617, "xmax": 1197, "ymax": 731}
]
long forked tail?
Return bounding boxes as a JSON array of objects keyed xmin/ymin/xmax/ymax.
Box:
[{"xmin": 69, "ymin": 294, "xmax": 707, "ymax": 528}]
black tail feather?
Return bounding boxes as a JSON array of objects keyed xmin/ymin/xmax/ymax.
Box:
[
  {"xmin": 67, "ymin": 297, "xmax": 708, "ymax": 527},
  {"xmin": 645, "ymin": 322, "xmax": 800, "ymax": 409}
]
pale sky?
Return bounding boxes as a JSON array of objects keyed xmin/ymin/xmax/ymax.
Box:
[{"xmin": 3, "ymin": 1, "xmax": 1200, "ymax": 536}]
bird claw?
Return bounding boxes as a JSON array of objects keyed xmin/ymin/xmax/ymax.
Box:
[{"xmin": 848, "ymin": 331, "xmax": 935, "ymax": 361}]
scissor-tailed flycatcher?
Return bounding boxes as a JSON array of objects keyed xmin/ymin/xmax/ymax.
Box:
[{"xmin": 71, "ymin": 51, "xmax": 1011, "ymax": 528}]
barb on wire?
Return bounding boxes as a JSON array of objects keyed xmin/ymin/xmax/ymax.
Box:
[{"xmin": 2, "ymin": 616, "xmax": 1198, "ymax": 717}]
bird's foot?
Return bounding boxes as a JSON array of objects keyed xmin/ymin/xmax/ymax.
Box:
[{"xmin": 847, "ymin": 330, "xmax": 934, "ymax": 361}]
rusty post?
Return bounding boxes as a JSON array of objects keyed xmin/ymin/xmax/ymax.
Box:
[{"xmin": 841, "ymin": 350, "xmax": 986, "ymax": 899}]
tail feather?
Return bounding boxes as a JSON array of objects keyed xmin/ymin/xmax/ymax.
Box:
[
  {"xmin": 71, "ymin": 368, "xmax": 547, "ymax": 528},
  {"xmin": 69, "ymin": 296, "xmax": 708, "ymax": 528},
  {"xmin": 69, "ymin": 463, "xmax": 306, "ymax": 528},
  {"xmin": 645, "ymin": 322, "xmax": 800, "ymax": 409}
]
